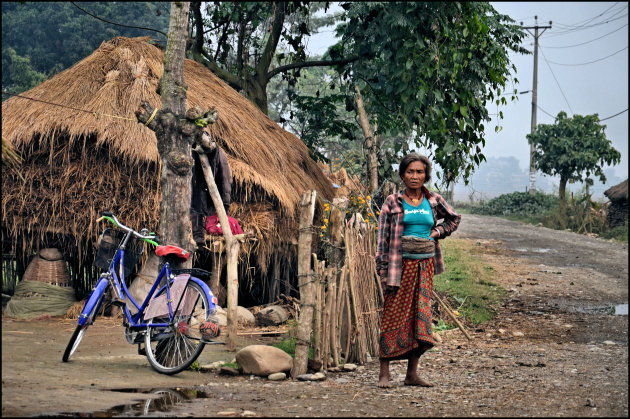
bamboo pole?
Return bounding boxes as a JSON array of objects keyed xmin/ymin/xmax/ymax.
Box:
[
  {"xmin": 329, "ymin": 266, "xmax": 340, "ymax": 367},
  {"xmin": 291, "ymin": 190, "xmax": 317, "ymax": 378},
  {"xmin": 195, "ymin": 146, "xmax": 240, "ymax": 351},
  {"xmin": 312, "ymin": 254, "xmax": 322, "ymax": 365},
  {"xmin": 432, "ymin": 290, "xmax": 472, "ymax": 340}
]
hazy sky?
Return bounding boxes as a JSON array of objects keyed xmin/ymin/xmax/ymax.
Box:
[{"xmin": 306, "ymin": 2, "xmax": 629, "ymax": 182}]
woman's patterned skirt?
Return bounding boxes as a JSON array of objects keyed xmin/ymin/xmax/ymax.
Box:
[{"xmin": 378, "ymin": 257, "xmax": 435, "ymax": 359}]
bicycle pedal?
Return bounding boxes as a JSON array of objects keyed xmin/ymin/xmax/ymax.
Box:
[{"xmin": 137, "ymin": 345, "xmax": 146, "ymax": 356}]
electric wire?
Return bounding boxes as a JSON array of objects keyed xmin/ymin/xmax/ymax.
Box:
[
  {"xmin": 600, "ymin": 108, "xmax": 628, "ymax": 121},
  {"xmin": 552, "ymin": 2, "xmax": 620, "ymax": 29},
  {"xmin": 538, "ymin": 47, "xmax": 574, "ymax": 114},
  {"xmin": 545, "ymin": 12, "xmax": 628, "ymax": 38},
  {"xmin": 70, "ymin": 2, "xmax": 167, "ymax": 37},
  {"xmin": 544, "ymin": 46, "xmax": 628, "ymax": 66},
  {"xmin": 541, "ymin": 23, "xmax": 627, "ymax": 48}
]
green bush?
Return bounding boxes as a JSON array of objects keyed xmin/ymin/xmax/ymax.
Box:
[{"xmin": 470, "ymin": 191, "xmax": 558, "ymax": 217}]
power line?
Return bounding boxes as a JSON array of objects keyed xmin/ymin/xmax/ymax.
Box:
[
  {"xmin": 552, "ymin": 2, "xmax": 620, "ymax": 29},
  {"xmin": 539, "ymin": 47, "xmax": 574, "ymax": 115},
  {"xmin": 545, "ymin": 12, "xmax": 628, "ymax": 38},
  {"xmin": 541, "ymin": 23, "xmax": 627, "ymax": 48},
  {"xmin": 600, "ymin": 108, "xmax": 628, "ymax": 121},
  {"xmin": 544, "ymin": 46, "xmax": 628, "ymax": 66},
  {"xmin": 536, "ymin": 104, "xmax": 557, "ymax": 119},
  {"xmin": 70, "ymin": 2, "xmax": 167, "ymax": 37}
]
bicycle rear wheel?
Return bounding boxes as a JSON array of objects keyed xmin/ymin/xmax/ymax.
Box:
[
  {"xmin": 144, "ymin": 280, "xmax": 209, "ymax": 374},
  {"xmin": 62, "ymin": 278, "xmax": 108, "ymax": 362}
]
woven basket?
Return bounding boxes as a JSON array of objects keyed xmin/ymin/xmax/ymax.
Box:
[{"xmin": 22, "ymin": 248, "xmax": 71, "ymax": 287}]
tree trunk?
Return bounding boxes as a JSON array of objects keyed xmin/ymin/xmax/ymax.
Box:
[
  {"xmin": 135, "ymin": 2, "xmax": 221, "ymax": 275},
  {"xmin": 559, "ymin": 177, "xmax": 567, "ymax": 228},
  {"xmin": 291, "ymin": 190, "xmax": 317, "ymax": 378},
  {"xmin": 354, "ymin": 85, "xmax": 379, "ymax": 194}
]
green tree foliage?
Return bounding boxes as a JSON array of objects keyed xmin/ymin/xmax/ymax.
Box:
[
  {"xmin": 526, "ymin": 111, "xmax": 621, "ymax": 224},
  {"xmin": 189, "ymin": 1, "xmax": 352, "ymax": 115},
  {"xmin": 1, "ymin": 2, "xmax": 169, "ymax": 95},
  {"xmin": 327, "ymin": 2, "xmax": 529, "ymax": 187},
  {"xmin": 2, "ymin": 48, "xmax": 47, "ymax": 97}
]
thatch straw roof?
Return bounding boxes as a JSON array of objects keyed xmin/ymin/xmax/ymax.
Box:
[
  {"xmin": 604, "ymin": 179, "xmax": 628, "ymax": 202},
  {"xmin": 2, "ymin": 36, "xmax": 334, "ymax": 278}
]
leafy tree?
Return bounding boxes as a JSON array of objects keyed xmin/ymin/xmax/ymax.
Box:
[
  {"xmin": 1, "ymin": 48, "xmax": 47, "ymax": 97},
  {"xmin": 327, "ymin": 2, "xmax": 529, "ymax": 188},
  {"xmin": 526, "ymin": 111, "xmax": 621, "ymax": 225},
  {"xmin": 189, "ymin": 1, "xmax": 355, "ymax": 115}
]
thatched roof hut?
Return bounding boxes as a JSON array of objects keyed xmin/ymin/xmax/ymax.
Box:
[
  {"xmin": 604, "ymin": 179, "xmax": 628, "ymax": 203},
  {"xmin": 2, "ymin": 36, "xmax": 334, "ymax": 301}
]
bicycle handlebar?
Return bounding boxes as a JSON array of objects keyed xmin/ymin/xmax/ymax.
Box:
[{"xmin": 97, "ymin": 213, "xmax": 160, "ymax": 247}]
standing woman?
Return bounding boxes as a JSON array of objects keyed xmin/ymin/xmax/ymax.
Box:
[{"xmin": 375, "ymin": 152, "xmax": 461, "ymax": 388}]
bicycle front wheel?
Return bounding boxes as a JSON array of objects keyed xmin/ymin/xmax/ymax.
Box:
[
  {"xmin": 144, "ymin": 280, "xmax": 210, "ymax": 374},
  {"xmin": 62, "ymin": 279, "xmax": 108, "ymax": 362}
]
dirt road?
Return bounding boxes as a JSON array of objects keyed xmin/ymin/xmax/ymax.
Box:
[{"xmin": 2, "ymin": 214, "xmax": 628, "ymax": 417}]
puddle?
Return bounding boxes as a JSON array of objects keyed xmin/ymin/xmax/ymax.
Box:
[
  {"xmin": 564, "ymin": 303, "xmax": 628, "ymax": 316},
  {"xmin": 54, "ymin": 388, "xmax": 212, "ymax": 417}
]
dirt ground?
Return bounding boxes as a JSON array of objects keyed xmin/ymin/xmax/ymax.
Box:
[{"xmin": 2, "ymin": 214, "xmax": 628, "ymax": 417}]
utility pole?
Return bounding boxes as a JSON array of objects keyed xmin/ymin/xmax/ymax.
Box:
[{"xmin": 522, "ymin": 16, "xmax": 551, "ymax": 194}]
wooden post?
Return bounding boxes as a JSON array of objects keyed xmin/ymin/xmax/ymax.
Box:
[
  {"xmin": 312, "ymin": 254, "xmax": 322, "ymax": 365},
  {"xmin": 291, "ymin": 190, "xmax": 317, "ymax": 378},
  {"xmin": 195, "ymin": 147, "xmax": 240, "ymax": 351}
]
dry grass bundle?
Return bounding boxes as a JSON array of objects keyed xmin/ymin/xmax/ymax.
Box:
[{"xmin": 65, "ymin": 299, "xmax": 87, "ymax": 319}]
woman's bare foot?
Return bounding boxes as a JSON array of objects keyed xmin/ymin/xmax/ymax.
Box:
[
  {"xmin": 404, "ymin": 374, "xmax": 434, "ymax": 387},
  {"xmin": 377, "ymin": 360, "xmax": 392, "ymax": 388}
]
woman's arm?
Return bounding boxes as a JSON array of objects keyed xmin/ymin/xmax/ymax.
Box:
[
  {"xmin": 434, "ymin": 195, "xmax": 461, "ymax": 238},
  {"xmin": 375, "ymin": 196, "xmax": 393, "ymax": 278}
]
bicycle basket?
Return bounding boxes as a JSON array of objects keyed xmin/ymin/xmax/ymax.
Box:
[{"xmin": 93, "ymin": 228, "xmax": 144, "ymax": 277}]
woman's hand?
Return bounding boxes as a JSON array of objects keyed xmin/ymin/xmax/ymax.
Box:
[{"xmin": 429, "ymin": 229, "xmax": 439, "ymax": 239}]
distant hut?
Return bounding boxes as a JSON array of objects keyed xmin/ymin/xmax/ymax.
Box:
[
  {"xmin": 604, "ymin": 179, "xmax": 628, "ymax": 228},
  {"xmin": 1, "ymin": 36, "xmax": 334, "ymax": 303}
]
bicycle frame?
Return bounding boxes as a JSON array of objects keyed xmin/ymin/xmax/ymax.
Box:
[{"xmin": 87, "ymin": 229, "xmax": 215, "ymax": 331}]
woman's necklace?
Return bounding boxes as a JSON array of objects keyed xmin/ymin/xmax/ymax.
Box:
[{"xmin": 405, "ymin": 191, "xmax": 421, "ymax": 204}]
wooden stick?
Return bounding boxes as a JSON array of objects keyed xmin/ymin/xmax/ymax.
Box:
[
  {"xmin": 291, "ymin": 190, "xmax": 317, "ymax": 378},
  {"xmin": 432, "ymin": 290, "xmax": 472, "ymax": 340},
  {"xmin": 312, "ymin": 254, "xmax": 322, "ymax": 365}
]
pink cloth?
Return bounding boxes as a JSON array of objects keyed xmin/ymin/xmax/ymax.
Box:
[{"xmin": 204, "ymin": 214, "xmax": 244, "ymax": 235}]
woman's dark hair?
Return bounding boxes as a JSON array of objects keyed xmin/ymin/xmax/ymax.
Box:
[{"xmin": 399, "ymin": 152, "xmax": 432, "ymax": 183}]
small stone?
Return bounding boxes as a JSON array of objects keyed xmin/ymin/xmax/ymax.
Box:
[
  {"xmin": 602, "ymin": 340, "xmax": 616, "ymax": 345},
  {"xmin": 311, "ymin": 372, "xmax": 326, "ymax": 381},
  {"xmin": 335, "ymin": 378, "xmax": 349, "ymax": 384},
  {"xmin": 498, "ymin": 329, "xmax": 506, "ymax": 334},
  {"xmin": 585, "ymin": 398, "xmax": 596, "ymax": 407},
  {"xmin": 201, "ymin": 361, "xmax": 225, "ymax": 372},
  {"xmin": 217, "ymin": 411, "xmax": 237, "ymax": 417},
  {"xmin": 220, "ymin": 366, "xmax": 241, "ymax": 376},
  {"xmin": 342, "ymin": 363, "xmax": 357, "ymax": 371},
  {"xmin": 327, "ymin": 367, "xmax": 341, "ymax": 372},
  {"xmin": 512, "ymin": 331, "xmax": 524, "ymax": 337},
  {"xmin": 268, "ymin": 372, "xmax": 286, "ymax": 381},
  {"xmin": 297, "ymin": 374, "xmax": 313, "ymax": 381},
  {"xmin": 241, "ymin": 410, "xmax": 257, "ymax": 417}
]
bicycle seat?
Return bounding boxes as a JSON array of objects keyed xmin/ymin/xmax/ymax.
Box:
[{"xmin": 155, "ymin": 245, "xmax": 190, "ymax": 261}]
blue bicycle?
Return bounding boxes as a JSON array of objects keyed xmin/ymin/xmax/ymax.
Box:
[{"xmin": 62, "ymin": 212, "xmax": 222, "ymax": 374}]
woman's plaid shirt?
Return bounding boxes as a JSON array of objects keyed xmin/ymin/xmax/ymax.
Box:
[{"xmin": 376, "ymin": 187, "xmax": 461, "ymax": 289}]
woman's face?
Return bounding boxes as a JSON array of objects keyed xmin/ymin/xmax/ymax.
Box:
[{"xmin": 403, "ymin": 160, "xmax": 426, "ymax": 190}]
